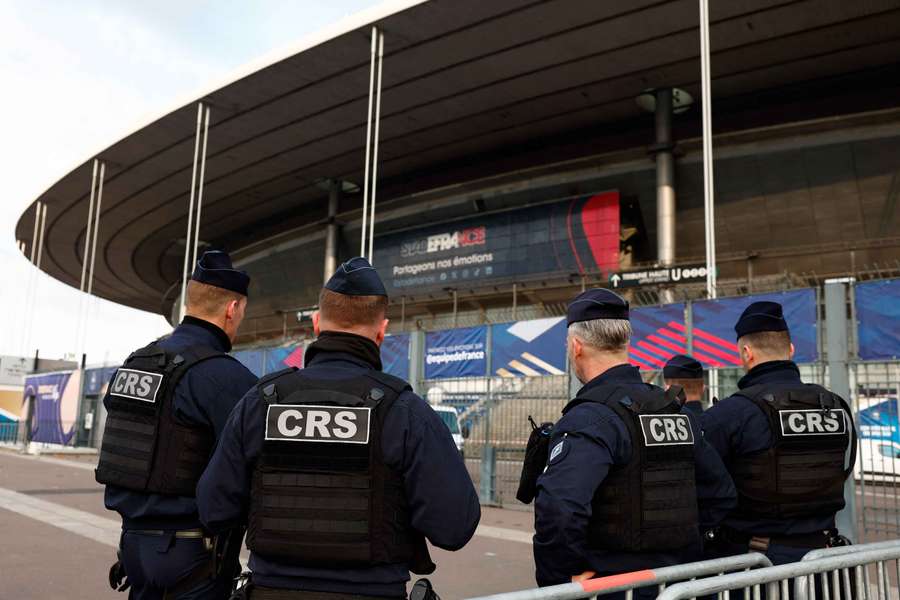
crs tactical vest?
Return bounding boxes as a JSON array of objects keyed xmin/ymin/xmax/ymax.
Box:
[
  {"xmin": 95, "ymin": 341, "xmax": 233, "ymax": 496},
  {"xmin": 565, "ymin": 385, "xmax": 700, "ymax": 553},
  {"xmin": 730, "ymin": 384, "xmax": 856, "ymax": 522},
  {"xmin": 246, "ymin": 367, "xmax": 435, "ymax": 574}
]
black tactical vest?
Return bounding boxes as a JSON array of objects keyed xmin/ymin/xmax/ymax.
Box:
[
  {"xmin": 564, "ymin": 385, "xmax": 700, "ymax": 553},
  {"xmin": 246, "ymin": 367, "xmax": 435, "ymax": 574},
  {"xmin": 730, "ymin": 384, "xmax": 856, "ymax": 522},
  {"xmin": 95, "ymin": 341, "xmax": 232, "ymax": 496}
]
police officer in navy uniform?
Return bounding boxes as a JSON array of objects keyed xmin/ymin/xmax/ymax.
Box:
[
  {"xmin": 664, "ymin": 355, "xmax": 706, "ymax": 414},
  {"xmin": 98, "ymin": 250, "xmax": 258, "ymax": 599},
  {"xmin": 197, "ymin": 257, "xmax": 480, "ymax": 600},
  {"xmin": 533, "ymin": 289, "xmax": 735, "ymax": 596},
  {"xmin": 700, "ymin": 301, "xmax": 855, "ymax": 565}
]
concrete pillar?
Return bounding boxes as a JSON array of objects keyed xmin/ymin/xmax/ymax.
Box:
[
  {"xmin": 654, "ymin": 89, "xmax": 676, "ymax": 304},
  {"xmin": 825, "ymin": 280, "xmax": 856, "ymax": 542},
  {"xmin": 323, "ymin": 180, "xmax": 341, "ymax": 284}
]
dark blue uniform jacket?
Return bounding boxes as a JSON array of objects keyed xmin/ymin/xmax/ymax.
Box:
[
  {"xmin": 533, "ymin": 364, "xmax": 736, "ymax": 586},
  {"xmin": 104, "ymin": 317, "xmax": 258, "ymax": 530},
  {"xmin": 700, "ymin": 360, "xmax": 839, "ymax": 537},
  {"xmin": 197, "ymin": 345, "xmax": 481, "ymax": 597}
]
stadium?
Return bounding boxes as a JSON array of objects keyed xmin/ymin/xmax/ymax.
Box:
[{"xmin": 6, "ymin": 1, "xmax": 900, "ymax": 597}]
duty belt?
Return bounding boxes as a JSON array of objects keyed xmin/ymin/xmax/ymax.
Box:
[
  {"xmin": 127, "ymin": 528, "xmax": 212, "ymax": 548},
  {"xmin": 247, "ymin": 586, "xmax": 402, "ymax": 600},
  {"xmin": 720, "ymin": 526, "xmax": 833, "ymax": 551}
]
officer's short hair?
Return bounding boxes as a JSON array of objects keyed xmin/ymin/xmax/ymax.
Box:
[
  {"xmin": 739, "ymin": 330, "xmax": 792, "ymax": 357},
  {"xmin": 568, "ymin": 318, "xmax": 632, "ymax": 352},
  {"xmin": 666, "ymin": 378, "xmax": 705, "ymax": 397},
  {"xmin": 186, "ymin": 280, "xmax": 244, "ymax": 316},
  {"xmin": 318, "ymin": 288, "xmax": 388, "ymax": 328}
]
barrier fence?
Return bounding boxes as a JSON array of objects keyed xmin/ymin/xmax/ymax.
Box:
[{"xmin": 465, "ymin": 553, "xmax": 773, "ymax": 600}]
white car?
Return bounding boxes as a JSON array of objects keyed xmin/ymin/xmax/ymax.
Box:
[{"xmin": 432, "ymin": 404, "xmax": 468, "ymax": 456}]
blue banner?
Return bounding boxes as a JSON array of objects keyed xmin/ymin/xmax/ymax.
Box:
[
  {"xmin": 83, "ymin": 366, "xmax": 118, "ymax": 396},
  {"xmin": 23, "ymin": 370, "xmax": 80, "ymax": 445},
  {"xmin": 629, "ymin": 304, "xmax": 687, "ymax": 371},
  {"xmin": 491, "ymin": 317, "xmax": 566, "ymax": 377},
  {"xmin": 692, "ymin": 289, "xmax": 818, "ymax": 366},
  {"xmin": 856, "ymin": 279, "xmax": 900, "ymax": 360},
  {"xmin": 382, "ymin": 334, "xmax": 411, "ymax": 380},
  {"xmin": 425, "ymin": 326, "xmax": 487, "ymax": 379},
  {"xmin": 234, "ymin": 345, "xmax": 304, "ymax": 377}
]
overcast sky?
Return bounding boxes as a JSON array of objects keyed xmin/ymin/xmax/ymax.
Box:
[{"xmin": 0, "ymin": 0, "xmax": 378, "ymax": 365}]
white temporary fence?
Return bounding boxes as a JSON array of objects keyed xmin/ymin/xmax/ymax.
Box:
[
  {"xmin": 795, "ymin": 541, "xmax": 900, "ymax": 600},
  {"xmin": 464, "ymin": 553, "xmax": 773, "ymax": 600},
  {"xmin": 656, "ymin": 544, "xmax": 900, "ymax": 600}
]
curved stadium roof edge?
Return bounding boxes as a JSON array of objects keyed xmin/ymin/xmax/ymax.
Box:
[{"xmin": 15, "ymin": 0, "xmax": 900, "ymax": 317}]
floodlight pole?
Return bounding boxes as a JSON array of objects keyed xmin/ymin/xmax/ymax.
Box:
[
  {"xmin": 179, "ymin": 103, "xmax": 204, "ymax": 323},
  {"xmin": 699, "ymin": 0, "xmax": 719, "ymax": 398},
  {"xmin": 367, "ymin": 31, "xmax": 385, "ymax": 264},
  {"xmin": 360, "ymin": 27, "xmax": 378, "ymax": 258}
]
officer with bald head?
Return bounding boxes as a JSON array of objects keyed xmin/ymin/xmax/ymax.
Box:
[
  {"xmin": 532, "ymin": 289, "xmax": 734, "ymax": 597},
  {"xmin": 198, "ymin": 257, "xmax": 480, "ymax": 599}
]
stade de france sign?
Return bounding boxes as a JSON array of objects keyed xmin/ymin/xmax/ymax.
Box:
[{"xmin": 608, "ymin": 264, "xmax": 709, "ymax": 289}]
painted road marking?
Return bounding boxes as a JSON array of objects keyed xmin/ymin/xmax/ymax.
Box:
[
  {"xmin": 475, "ymin": 524, "xmax": 532, "ymax": 544},
  {"xmin": 0, "ymin": 486, "xmax": 119, "ymax": 548}
]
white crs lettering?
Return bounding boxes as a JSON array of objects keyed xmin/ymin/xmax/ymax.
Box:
[
  {"xmin": 266, "ymin": 405, "xmax": 370, "ymax": 444},
  {"xmin": 111, "ymin": 369, "xmax": 161, "ymax": 402},
  {"xmin": 639, "ymin": 414, "xmax": 694, "ymax": 446},
  {"xmin": 781, "ymin": 410, "xmax": 846, "ymax": 435}
]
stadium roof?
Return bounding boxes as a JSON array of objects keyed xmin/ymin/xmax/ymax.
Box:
[{"xmin": 15, "ymin": 0, "xmax": 900, "ymax": 314}]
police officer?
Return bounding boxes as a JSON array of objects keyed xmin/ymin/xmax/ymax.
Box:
[
  {"xmin": 98, "ymin": 250, "xmax": 258, "ymax": 599},
  {"xmin": 700, "ymin": 301, "xmax": 855, "ymax": 565},
  {"xmin": 197, "ymin": 257, "xmax": 480, "ymax": 599},
  {"xmin": 664, "ymin": 354, "xmax": 706, "ymax": 414},
  {"xmin": 533, "ymin": 289, "xmax": 735, "ymax": 594}
]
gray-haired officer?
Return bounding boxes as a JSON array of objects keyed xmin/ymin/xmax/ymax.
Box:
[
  {"xmin": 663, "ymin": 354, "xmax": 706, "ymax": 414},
  {"xmin": 700, "ymin": 301, "xmax": 856, "ymax": 565},
  {"xmin": 197, "ymin": 257, "xmax": 480, "ymax": 599},
  {"xmin": 98, "ymin": 250, "xmax": 258, "ymax": 599},
  {"xmin": 533, "ymin": 289, "xmax": 735, "ymax": 596}
]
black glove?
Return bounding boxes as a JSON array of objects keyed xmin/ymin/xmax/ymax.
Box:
[{"xmin": 108, "ymin": 559, "xmax": 130, "ymax": 592}]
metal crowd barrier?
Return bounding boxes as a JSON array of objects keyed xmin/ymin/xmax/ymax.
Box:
[
  {"xmin": 795, "ymin": 541, "xmax": 900, "ymax": 600},
  {"xmin": 464, "ymin": 553, "xmax": 773, "ymax": 600},
  {"xmin": 656, "ymin": 545, "xmax": 900, "ymax": 600}
]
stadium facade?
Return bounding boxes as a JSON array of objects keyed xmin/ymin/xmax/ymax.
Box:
[{"xmin": 14, "ymin": 0, "xmax": 900, "ymax": 346}]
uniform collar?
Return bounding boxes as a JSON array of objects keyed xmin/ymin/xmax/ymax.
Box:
[
  {"xmin": 304, "ymin": 331, "xmax": 383, "ymax": 371},
  {"xmin": 737, "ymin": 359, "xmax": 801, "ymax": 389},
  {"xmin": 178, "ymin": 316, "xmax": 232, "ymax": 352},
  {"xmin": 577, "ymin": 363, "xmax": 643, "ymax": 397}
]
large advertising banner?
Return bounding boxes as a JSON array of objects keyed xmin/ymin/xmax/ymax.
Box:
[
  {"xmin": 629, "ymin": 304, "xmax": 687, "ymax": 370},
  {"xmin": 856, "ymin": 279, "xmax": 900, "ymax": 360},
  {"xmin": 374, "ymin": 191, "xmax": 620, "ymax": 294},
  {"xmin": 425, "ymin": 326, "xmax": 487, "ymax": 379},
  {"xmin": 381, "ymin": 334, "xmax": 411, "ymax": 380},
  {"xmin": 491, "ymin": 317, "xmax": 567, "ymax": 377},
  {"xmin": 692, "ymin": 289, "xmax": 818, "ymax": 366},
  {"xmin": 23, "ymin": 370, "xmax": 81, "ymax": 445}
]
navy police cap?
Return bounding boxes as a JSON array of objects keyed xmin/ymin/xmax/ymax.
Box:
[
  {"xmin": 191, "ymin": 250, "xmax": 249, "ymax": 296},
  {"xmin": 734, "ymin": 300, "xmax": 789, "ymax": 340},
  {"xmin": 663, "ymin": 354, "xmax": 704, "ymax": 379},
  {"xmin": 566, "ymin": 288, "xmax": 629, "ymax": 326},
  {"xmin": 325, "ymin": 257, "xmax": 387, "ymax": 297}
]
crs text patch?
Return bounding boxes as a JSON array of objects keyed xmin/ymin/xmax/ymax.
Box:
[
  {"xmin": 779, "ymin": 409, "xmax": 847, "ymax": 436},
  {"xmin": 639, "ymin": 414, "xmax": 695, "ymax": 446},
  {"xmin": 265, "ymin": 405, "xmax": 371, "ymax": 444},
  {"xmin": 109, "ymin": 369, "xmax": 164, "ymax": 403}
]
